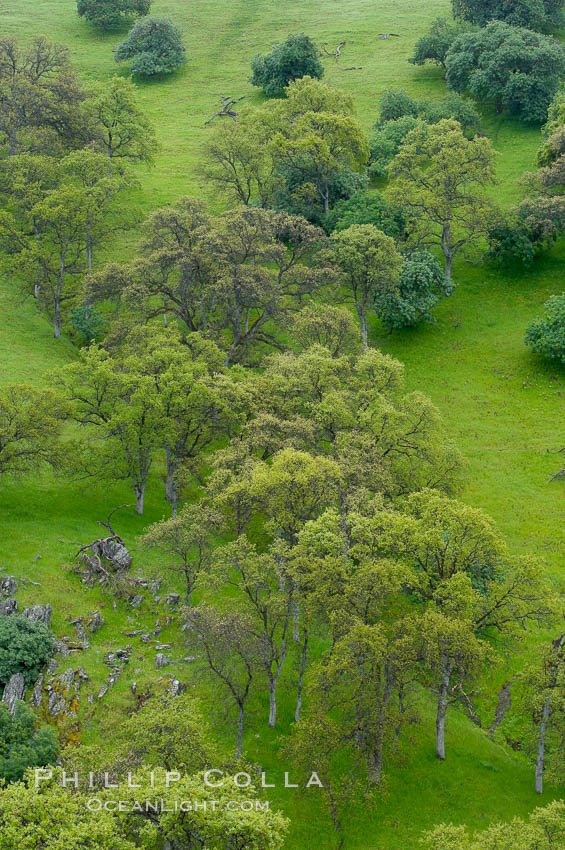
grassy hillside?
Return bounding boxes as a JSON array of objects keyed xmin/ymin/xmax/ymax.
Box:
[{"xmin": 1, "ymin": 0, "xmax": 564, "ymax": 848}]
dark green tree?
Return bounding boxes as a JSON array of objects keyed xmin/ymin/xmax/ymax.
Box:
[
  {"xmin": 0, "ymin": 701, "xmax": 58, "ymax": 783},
  {"xmin": 375, "ymin": 250, "xmax": 452, "ymax": 329},
  {"xmin": 0, "ymin": 617, "xmax": 53, "ymax": 688},
  {"xmin": 525, "ymin": 293, "xmax": 565, "ymax": 364},
  {"xmin": 409, "ymin": 17, "xmax": 473, "ymax": 74},
  {"xmin": 114, "ymin": 17, "xmax": 186, "ymax": 76},
  {"xmin": 0, "ymin": 36, "xmax": 87, "ymax": 157},
  {"xmin": 251, "ymin": 33, "xmax": 324, "ymax": 97},
  {"xmin": 446, "ymin": 21, "xmax": 565, "ymax": 124},
  {"xmin": 324, "ymin": 191, "xmax": 405, "ymax": 237},
  {"xmin": 452, "ymin": 0, "xmax": 563, "ymax": 29},
  {"xmin": 77, "ymin": 0, "xmax": 151, "ymax": 31},
  {"xmin": 0, "ymin": 384, "xmax": 68, "ymax": 478}
]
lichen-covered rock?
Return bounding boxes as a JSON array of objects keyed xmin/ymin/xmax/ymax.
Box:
[
  {"xmin": 0, "ymin": 598, "xmax": 18, "ymax": 616},
  {"xmin": 29, "ymin": 673, "xmax": 44, "ymax": 708},
  {"xmin": 168, "ymin": 679, "xmax": 187, "ymax": 696},
  {"xmin": 86, "ymin": 611, "xmax": 104, "ymax": 632},
  {"xmin": 165, "ymin": 593, "xmax": 180, "ymax": 607},
  {"xmin": 0, "ymin": 577, "xmax": 18, "ymax": 598},
  {"xmin": 102, "ymin": 540, "xmax": 132, "ymax": 570},
  {"xmin": 2, "ymin": 672, "xmax": 25, "ymax": 714},
  {"xmin": 155, "ymin": 653, "xmax": 170, "ymax": 669},
  {"xmin": 22, "ymin": 603, "xmax": 52, "ymax": 628}
]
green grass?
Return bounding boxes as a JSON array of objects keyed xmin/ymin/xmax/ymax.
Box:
[{"xmin": 1, "ymin": 0, "xmax": 565, "ymax": 847}]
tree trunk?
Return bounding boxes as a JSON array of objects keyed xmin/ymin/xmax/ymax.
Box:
[
  {"xmin": 295, "ymin": 630, "xmax": 309, "ymax": 723},
  {"xmin": 165, "ymin": 446, "xmax": 178, "ymax": 517},
  {"xmin": 444, "ymin": 254, "xmax": 452, "ymax": 282},
  {"xmin": 535, "ymin": 694, "xmax": 551, "ymax": 794},
  {"xmin": 436, "ymin": 656, "xmax": 452, "ymax": 760},
  {"xmin": 236, "ymin": 703, "xmax": 244, "ymax": 760},
  {"xmin": 135, "ymin": 483, "xmax": 145, "ymax": 515},
  {"xmin": 268, "ymin": 678, "xmax": 277, "ymax": 728},
  {"xmin": 358, "ymin": 308, "xmax": 368, "ymax": 350}
]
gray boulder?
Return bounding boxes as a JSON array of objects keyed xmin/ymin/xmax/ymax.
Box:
[
  {"xmin": 0, "ymin": 577, "xmax": 18, "ymax": 598},
  {"xmin": 0, "ymin": 598, "xmax": 18, "ymax": 616},
  {"xmin": 22, "ymin": 604, "xmax": 52, "ymax": 628},
  {"xmin": 2, "ymin": 672, "xmax": 26, "ymax": 714}
]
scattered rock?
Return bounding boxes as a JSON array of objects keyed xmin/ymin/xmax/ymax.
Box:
[
  {"xmin": 155, "ymin": 653, "xmax": 170, "ymax": 669},
  {"xmin": 22, "ymin": 604, "xmax": 52, "ymax": 628},
  {"xmin": 124, "ymin": 630, "xmax": 144, "ymax": 637},
  {"xmin": 165, "ymin": 593, "xmax": 180, "ymax": 607},
  {"xmin": 86, "ymin": 611, "xmax": 104, "ymax": 632},
  {"xmin": 130, "ymin": 595, "xmax": 144, "ymax": 609},
  {"xmin": 168, "ymin": 679, "xmax": 186, "ymax": 697},
  {"xmin": 150, "ymin": 579, "xmax": 163, "ymax": 596},
  {"xmin": 0, "ymin": 577, "xmax": 18, "ymax": 597},
  {"xmin": 97, "ymin": 684, "xmax": 109, "ymax": 700},
  {"xmin": 155, "ymin": 644, "xmax": 172, "ymax": 651},
  {"xmin": 2, "ymin": 672, "xmax": 26, "ymax": 714},
  {"xmin": 0, "ymin": 598, "xmax": 18, "ymax": 616},
  {"xmin": 29, "ymin": 674, "xmax": 44, "ymax": 709}
]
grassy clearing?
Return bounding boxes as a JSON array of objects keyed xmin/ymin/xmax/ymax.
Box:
[{"xmin": 1, "ymin": 0, "xmax": 565, "ymax": 847}]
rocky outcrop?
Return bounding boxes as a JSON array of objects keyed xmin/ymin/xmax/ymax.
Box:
[
  {"xmin": 0, "ymin": 598, "xmax": 18, "ymax": 616},
  {"xmin": 2, "ymin": 672, "xmax": 26, "ymax": 714},
  {"xmin": 0, "ymin": 577, "xmax": 18, "ymax": 598},
  {"xmin": 22, "ymin": 604, "xmax": 52, "ymax": 628}
]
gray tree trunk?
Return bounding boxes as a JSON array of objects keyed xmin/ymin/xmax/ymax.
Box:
[
  {"xmin": 535, "ymin": 694, "xmax": 551, "ymax": 794},
  {"xmin": 436, "ymin": 656, "xmax": 452, "ymax": 760}
]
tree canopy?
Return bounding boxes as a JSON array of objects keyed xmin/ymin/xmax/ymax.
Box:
[
  {"xmin": 77, "ymin": 0, "xmax": 151, "ymax": 31},
  {"xmin": 446, "ymin": 21, "xmax": 565, "ymax": 124},
  {"xmin": 452, "ymin": 0, "xmax": 563, "ymax": 29},
  {"xmin": 114, "ymin": 17, "xmax": 186, "ymax": 76},
  {"xmin": 250, "ymin": 33, "xmax": 324, "ymax": 96}
]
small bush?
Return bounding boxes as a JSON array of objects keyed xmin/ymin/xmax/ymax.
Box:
[
  {"xmin": 0, "ymin": 616, "xmax": 53, "ymax": 688},
  {"xmin": 375, "ymin": 250, "xmax": 452, "ymax": 329},
  {"xmin": 525, "ymin": 293, "xmax": 565, "ymax": 364},
  {"xmin": 250, "ymin": 33, "xmax": 324, "ymax": 97},
  {"xmin": 0, "ymin": 700, "xmax": 58, "ymax": 783},
  {"xmin": 115, "ymin": 17, "xmax": 186, "ymax": 76}
]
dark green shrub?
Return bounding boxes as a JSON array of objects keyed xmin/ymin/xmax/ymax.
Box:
[
  {"xmin": 375, "ymin": 250, "xmax": 452, "ymax": 329},
  {"xmin": 77, "ymin": 0, "xmax": 151, "ymax": 31},
  {"xmin": 526, "ymin": 293, "xmax": 565, "ymax": 364},
  {"xmin": 250, "ymin": 34, "xmax": 324, "ymax": 97},
  {"xmin": 115, "ymin": 17, "xmax": 186, "ymax": 76},
  {"xmin": 0, "ymin": 616, "xmax": 53, "ymax": 688},
  {"xmin": 0, "ymin": 700, "xmax": 58, "ymax": 783}
]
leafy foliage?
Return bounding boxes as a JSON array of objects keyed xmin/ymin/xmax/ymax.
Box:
[
  {"xmin": 369, "ymin": 91, "xmax": 480, "ymax": 177},
  {"xmin": 0, "ymin": 616, "xmax": 53, "ymax": 688},
  {"xmin": 422, "ymin": 800, "xmax": 565, "ymax": 849},
  {"xmin": 323, "ymin": 191, "xmax": 406, "ymax": 238},
  {"xmin": 77, "ymin": 0, "xmax": 151, "ymax": 31},
  {"xmin": 0, "ymin": 36, "xmax": 87, "ymax": 157},
  {"xmin": 409, "ymin": 17, "xmax": 473, "ymax": 71},
  {"xmin": 525, "ymin": 293, "xmax": 565, "ymax": 364},
  {"xmin": 452, "ymin": 0, "xmax": 563, "ymax": 29},
  {"xmin": 375, "ymin": 250, "xmax": 452, "ymax": 329},
  {"xmin": 446, "ymin": 21, "xmax": 565, "ymax": 124},
  {"xmin": 114, "ymin": 17, "xmax": 186, "ymax": 76},
  {"xmin": 0, "ymin": 384, "xmax": 68, "ymax": 477},
  {"xmin": 250, "ymin": 33, "xmax": 324, "ymax": 97},
  {"xmin": 0, "ymin": 701, "xmax": 57, "ymax": 783},
  {"xmin": 388, "ymin": 119, "xmax": 497, "ymax": 278},
  {"xmin": 69, "ymin": 305, "xmax": 107, "ymax": 345}
]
